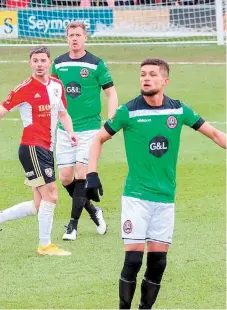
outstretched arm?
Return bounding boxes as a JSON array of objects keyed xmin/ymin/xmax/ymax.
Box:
[
  {"xmin": 198, "ymin": 122, "xmax": 226, "ymax": 149},
  {"xmin": 0, "ymin": 105, "xmax": 9, "ymax": 121},
  {"xmin": 88, "ymin": 127, "xmax": 112, "ymax": 173},
  {"xmin": 86, "ymin": 103, "xmax": 128, "ymax": 201},
  {"xmin": 86, "ymin": 128, "xmax": 112, "ymax": 202}
]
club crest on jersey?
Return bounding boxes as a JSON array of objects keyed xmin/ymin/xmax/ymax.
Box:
[
  {"xmin": 52, "ymin": 88, "xmax": 59, "ymax": 97},
  {"xmin": 123, "ymin": 220, "xmax": 133, "ymax": 234},
  {"xmin": 80, "ymin": 68, "xmax": 89, "ymax": 78},
  {"xmin": 45, "ymin": 168, "xmax": 53, "ymax": 178},
  {"xmin": 167, "ymin": 116, "xmax": 177, "ymax": 129}
]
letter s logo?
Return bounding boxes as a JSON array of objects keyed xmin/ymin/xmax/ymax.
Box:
[{"xmin": 4, "ymin": 18, "xmax": 13, "ymax": 34}]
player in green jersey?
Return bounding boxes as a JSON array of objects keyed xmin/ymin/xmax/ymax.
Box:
[
  {"xmin": 85, "ymin": 58, "xmax": 226, "ymax": 309},
  {"xmin": 52, "ymin": 22, "xmax": 118, "ymax": 241}
]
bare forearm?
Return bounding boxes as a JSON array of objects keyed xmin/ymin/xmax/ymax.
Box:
[
  {"xmin": 87, "ymin": 138, "xmax": 103, "ymax": 173},
  {"xmin": 198, "ymin": 122, "xmax": 226, "ymax": 149},
  {"xmin": 213, "ymin": 130, "xmax": 227, "ymax": 149},
  {"xmin": 59, "ymin": 113, "xmax": 74, "ymax": 135},
  {"xmin": 107, "ymin": 91, "xmax": 118, "ymax": 119},
  {"xmin": 0, "ymin": 106, "xmax": 9, "ymax": 120},
  {"xmin": 87, "ymin": 127, "xmax": 112, "ymax": 173}
]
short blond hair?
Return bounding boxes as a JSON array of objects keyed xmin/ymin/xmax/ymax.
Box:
[{"xmin": 66, "ymin": 21, "xmax": 87, "ymax": 36}]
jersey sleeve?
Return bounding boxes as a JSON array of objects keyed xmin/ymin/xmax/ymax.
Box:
[
  {"xmin": 96, "ymin": 59, "xmax": 114, "ymax": 90},
  {"xmin": 104, "ymin": 104, "xmax": 129, "ymax": 136},
  {"xmin": 181, "ymin": 102, "xmax": 205, "ymax": 130},
  {"xmin": 58, "ymin": 83, "xmax": 67, "ymax": 112},
  {"xmin": 51, "ymin": 60, "xmax": 58, "ymax": 78},
  {"xmin": 2, "ymin": 90, "xmax": 23, "ymax": 111}
]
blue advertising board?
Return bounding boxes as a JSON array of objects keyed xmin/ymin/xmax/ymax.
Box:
[{"xmin": 18, "ymin": 9, "xmax": 113, "ymax": 38}]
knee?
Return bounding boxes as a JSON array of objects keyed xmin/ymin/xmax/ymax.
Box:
[
  {"xmin": 50, "ymin": 192, "xmax": 58, "ymax": 204},
  {"xmin": 46, "ymin": 192, "xmax": 58, "ymax": 204},
  {"xmin": 75, "ymin": 164, "xmax": 87, "ymax": 180},
  {"xmin": 121, "ymin": 251, "xmax": 144, "ymax": 282},
  {"xmin": 145, "ymin": 252, "xmax": 167, "ymax": 284},
  {"xmin": 33, "ymin": 200, "xmax": 40, "ymax": 210},
  {"xmin": 43, "ymin": 185, "xmax": 58, "ymax": 204},
  {"xmin": 59, "ymin": 169, "xmax": 74, "ymax": 186}
]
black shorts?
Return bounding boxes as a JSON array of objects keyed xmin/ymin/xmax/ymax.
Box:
[{"xmin": 18, "ymin": 145, "xmax": 56, "ymax": 187}]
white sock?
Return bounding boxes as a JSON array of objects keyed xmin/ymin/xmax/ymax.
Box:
[
  {"xmin": 38, "ymin": 200, "xmax": 56, "ymax": 247},
  {"xmin": 0, "ymin": 201, "xmax": 37, "ymax": 224}
]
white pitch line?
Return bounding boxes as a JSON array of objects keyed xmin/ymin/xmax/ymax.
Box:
[
  {"xmin": 3, "ymin": 118, "xmax": 20, "ymax": 121},
  {"xmin": 0, "ymin": 60, "xmax": 28, "ymax": 64},
  {"xmin": 0, "ymin": 60, "xmax": 225, "ymax": 65},
  {"xmin": 2, "ymin": 118, "xmax": 226, "ymax": 125},
  {"xmin": 208, "ymin": 121, "xmax": 226, "ymax": 124},
  {"xmin": 108, "ymin": 61, "xmax": 226, "ymax": 65}
]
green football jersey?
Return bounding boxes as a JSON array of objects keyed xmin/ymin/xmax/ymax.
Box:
[
  {"xmin": 105, "ymin": 95, "xmax": 205, "ymax": 203},
  {"xmin": 52, "ymin": 51, "xmax": 113, "ymax": 132}
]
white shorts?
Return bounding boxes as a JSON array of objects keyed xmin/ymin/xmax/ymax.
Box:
[
  {"xmin": 56, "ymin": 128, "xmax": 99, "ymax": 167},
  {"xmin": 121, "ymin": 196, "xmax": 175, "ymax": 245}
]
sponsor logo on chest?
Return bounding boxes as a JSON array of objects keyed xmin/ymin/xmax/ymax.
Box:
[
  {"xmin": 37, "ymin": 104, "xmax": 52, "ymax": 118},
  {"xmin": 149, "ymin": 136, "xmax": 169, "ymax": 158},
  {"xmin": 66, "ymin": 81, "xmax": 81, "ymax": 99}
]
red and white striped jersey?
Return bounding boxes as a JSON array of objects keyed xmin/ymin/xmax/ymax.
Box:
[{"xmin": 2, "ymin": 76, "xmax": 67, "ymax": 151}]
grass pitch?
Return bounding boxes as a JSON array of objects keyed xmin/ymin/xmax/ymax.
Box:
[{"xmin": 0, "ymin": 45, "xmax": 226, "ymax": 309}]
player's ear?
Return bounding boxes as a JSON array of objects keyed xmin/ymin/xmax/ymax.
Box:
[{"xmin": 164, "ymin": 77, "xmax": 169, "ymax": 86}]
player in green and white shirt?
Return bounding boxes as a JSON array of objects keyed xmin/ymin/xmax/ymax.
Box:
[
  {"xmin": 85, "ymin": 59, "xmax": 226, "ymax": 309},
  {"xmin": 104, "ymin": 96, "xmax": 203, "ymax": 204},
  {"xmin": 52, "ymin": 50, "xmax": 113, "ymax": 132},
  {"xmin": 51, "ymin": 22, "xmax": 118, "ymax": 241}
]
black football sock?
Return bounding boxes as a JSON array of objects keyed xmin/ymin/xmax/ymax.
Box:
[
  {"xmin": 119, "ymin": 278, "xmax": 136, "ymax": 309},
  {"xmin": 70, "ymin": 179, "xmax": 87, "ymax": 230},
  {"xmin": 139, "ymin": 279, "xmax": 160, "ymax": 309},
  {"xmin": 84, "ymin": 200, "xmax": 97, "ymax": 215},
  {"xmin": 63, "ymin": 179, "xmax": 76, "ymax": 198}
]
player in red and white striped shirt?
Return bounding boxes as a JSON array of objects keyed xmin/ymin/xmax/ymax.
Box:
[{"xmin": 0, "ymin": 46, "xmax": 77, "ymax": 256}]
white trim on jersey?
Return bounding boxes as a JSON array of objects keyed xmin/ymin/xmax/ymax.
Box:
[
  {"xmin": 46, "ymin": 80, "xmax": 64, "ymax": 151},
  {"xmin": 129, "ymin": 108, "xmax": 183, "ymax": 118},
  {"xmin": 14, "ymin": 78, "xmax": 32, "ymax": 93},
  {"xmin": 18, "ymin": 102, "xmax": 32, "ymax": 127},
  {"xmin": 55, "ymin": 62, "xmax": 97, "ymax": 70}
]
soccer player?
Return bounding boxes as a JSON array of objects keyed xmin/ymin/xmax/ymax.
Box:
[
  {"xmin": 0, "ymin": 46, "xmax": 77, "ymax": 256},
  {"xmin": 85, "ymin": 58, "xmax": 226, "ymax": 308},
  {"xmin": 51, "ymin": 21, "xmax": 118, "ymax": 241}
]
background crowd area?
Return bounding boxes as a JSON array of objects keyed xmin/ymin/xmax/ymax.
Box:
[{"xmin": 0, "ymin": 0, "xmax": 216, "ymax": 8}]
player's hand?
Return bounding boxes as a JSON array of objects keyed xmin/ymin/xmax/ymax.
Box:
[
  {"xmin": 85, "ymin": 172, "xmax": 103, "ymax": 202},
  {"xmin": 68, "ymin": 133, "xmax": 78, "ymax": 147}
]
